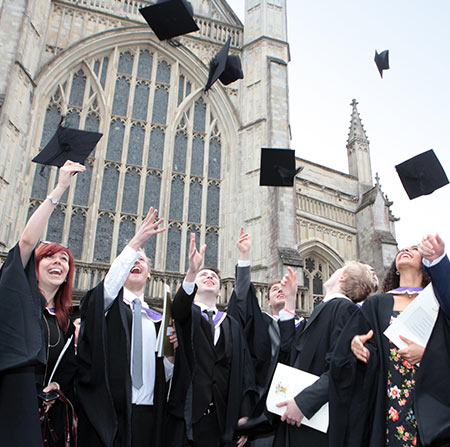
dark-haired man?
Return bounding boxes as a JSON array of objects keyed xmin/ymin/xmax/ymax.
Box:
[
  {"xmin": 167, "ymin": 233, "xmax": 256, "ymax": 447},
  {"xmin": 227, "ymin": 228, "xmax": 303, "ymax": 446}
]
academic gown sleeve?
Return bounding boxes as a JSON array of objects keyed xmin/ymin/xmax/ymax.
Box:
[
  {"xmin": 425, "ymin": 254, "xmax": 450, "ymax": 317},
  {"xmin": 0, "ymin": 244, "xmax": 46, "ymax": 447},
  {"xmin": 77, "ymin": 281, "xmax": 122, "ymax": 447},
  {"xmin": 295, "ymin": 300, "xmax": 357, "ymax": 419},
  {"xmin": 414, "ymin": 309, "xmax": 450, "ymax": 444},
  {"xmin": 328, "ymin": 305, "xmax": 382, "ymax": 446},
  {"xmin": 227, "ymin": 265, "xmax": 271, "ymax": 390},
  {"xmin": 0, "ymin": 243, "xmax": 46, "ymax": 371}
]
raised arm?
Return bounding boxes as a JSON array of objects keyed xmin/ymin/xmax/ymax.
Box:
[
  {"xmin": 228, "ymin": 227, "xmax": 252, "ymax": 325},
  {"xmin": 172, "ymin": 233, "xmax": 206, "ymax": 321},
  {"xmin": 19, "ymin": 161, "xmax": 85, "ymax": 267},
  {"xmin": 234, "ymin": 227, "xmax": 251, "ymax": 301},
  {"xmin": 277, "ymin": 267, "xmax": 299, "ymax": 361},
  {"xmin": 419, "ymin": 233, "xmax": 450, "ymax": 317},
  {"xmin": 103, "ymin": 207, "xmax": 165, "ymax": 310}
]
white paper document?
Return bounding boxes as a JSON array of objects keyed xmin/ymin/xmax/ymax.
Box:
[
  {"xmin": 266, "ymin": 363, "xmax": 329, "ymax": 433},
  {"xmin": 383, "ymin": 284, "xmax": 440, "ymax": 351}
]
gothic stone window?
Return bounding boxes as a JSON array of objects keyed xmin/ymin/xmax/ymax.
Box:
[
  {"xmin": 29, "ymin": 45, "xmax": 222, "ymax": 276},
  {"xmin": 303, "ymin": 255, "xmax": 339, "ymax": 305}
]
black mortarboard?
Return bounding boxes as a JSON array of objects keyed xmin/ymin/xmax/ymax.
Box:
[
  {"xmin": 260, "ymin": 148, "xmax": 302, "ymax": 187},
  {"xmin": 32, "ymin": 126, "xmax": 103, "ymax": 167},
  {"xmin": 395, "ymin": 149, "xmax": 449, "ymax": 199},
  {"xmin": 204, "ymin": 38, "xmax": 244, "ymax": 91},
  {"xmin": 374, "ymin": 49, "xmax": 390, "ymax": 78},
  {"xmin": 139, "ymin": 0, "xmax": 199, "ymax": 41}
]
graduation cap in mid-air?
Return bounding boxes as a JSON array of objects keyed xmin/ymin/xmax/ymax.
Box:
[
  {"xmin": 374, "ymin": 49, "xmax": 390, "ymax": 78},
  {"xmin": 139, "ymin": 0, "xmax": 199, "ymax": 41},
  {"xmin": 32, "ymin": 125, "xmax": 103, "ymax": 167},
  {"xmin": 395, "ymin": 149, "xmax": 449, "ymax": 199},
  {"xmin": 260, "ymin": 148, "xmax": 303, "ymax": 187},
  {"xmin": 204, "ymin": 38, "xmax": 244, "ymax": 91}
]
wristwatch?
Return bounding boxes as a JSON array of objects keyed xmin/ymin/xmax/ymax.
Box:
[{"xmin": 47, "ymin": 196, "xmax": 59, "ymax": 205}]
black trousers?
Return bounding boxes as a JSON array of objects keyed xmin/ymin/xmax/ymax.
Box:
[{"xmin": 131, "ymin": 404, "xmax": 154, "ymax": 447}]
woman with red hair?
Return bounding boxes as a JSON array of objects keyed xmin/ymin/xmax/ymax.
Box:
[{"xmin": 0, "ymin": 160, "xmax": 85, "ymax": 446}]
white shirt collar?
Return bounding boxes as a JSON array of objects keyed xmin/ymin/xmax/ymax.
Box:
[
  {"xmin": 322, "ymin": 292, "xmax": 352, "ymax": 303},
  {"xmin": 123, "ymin": 288, "xmax": 145, "ymax": 305},
  {"xmin": 194, "ymin": 301, "xmax": 218, "ymax": 314}
]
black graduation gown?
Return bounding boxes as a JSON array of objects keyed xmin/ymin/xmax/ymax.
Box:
[
  {"xmin": 274, "ymin": 297, "xmax": 358, "ymax": 447},
  {"xmin": 227, "ymin": 271, "xmax": 272, "ymax": 392},
  {"xmin": 0, "ymin": 243, "xmax": 46, "ymax": 447},
  {"xmin": 37, "ymin": 315, "xmax": 78, "ymax": 447},
  {"xmin": 76, "ymin": 282, "xmax": 168, "ymax": 447},
  {"xmin": 328, "ymin": 293, "xmax": 450, "ymax": 447},
  {"xmin": 167, "ymin": 286, "xmax": 257, "ymax": 447},
  {"xmin": 227, "ymin": 267, "xmax": 287, "ymax": 441}
]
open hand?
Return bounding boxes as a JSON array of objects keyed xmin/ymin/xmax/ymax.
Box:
[
  {"xmin": 129, "ymin": 207, "xmax": 165, "ymax": 250},
  {"xmin": 351, "ymin": 330, "xmax": 373, "ymax": 363},
  {"xmin": 185, "ymin": 233, "xmax": 207, "ymax": 282},
  {"xmin": 418, "ymin": 234, "xmax": 445, "ymax": 263},
  {"xmin": 280, "ymin": 267, "xmax": 298, "ymax": 311}
]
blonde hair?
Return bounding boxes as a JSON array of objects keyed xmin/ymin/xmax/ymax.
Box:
[{"xmin": 340, "ymin": 261, "xmax": 375, "ymax": 303}]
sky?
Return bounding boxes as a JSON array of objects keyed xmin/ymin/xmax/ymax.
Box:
[{"xmin": 226, "ymin": 0, "xmax": 450, "ymax": 249}]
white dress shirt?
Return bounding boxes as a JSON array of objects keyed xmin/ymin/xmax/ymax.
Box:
[
  {"xmin": 182, "ymin": 280, "xmax": 221, "ymax": 345},
  {"xmin": 104, "ymin": 245, "xmax": 173, "ymax": 405}
]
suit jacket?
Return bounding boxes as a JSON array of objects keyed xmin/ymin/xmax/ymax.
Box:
[
  {"xmin": 77, "ymin": 282, "xmax": 167, "ymax": 447},
  {"xmin": 168, "ymin": 286, "xmax": 256, "ymax": 446},
  {"xmin": 274, "ymin": 297, "xmax": 358, "ymax": 446}
]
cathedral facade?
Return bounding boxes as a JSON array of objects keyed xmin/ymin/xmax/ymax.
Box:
[{"xmin": 0, "ymin": 0, "xmax": 398, "ymax": 313}]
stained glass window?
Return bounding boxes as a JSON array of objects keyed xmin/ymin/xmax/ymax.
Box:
[
  {"xmin": 106, "ymin": 120, "xmax": 125, "ymax": 162},
  {"xmin": 188, "ymin": 179, "xmax": 202, "ymax": 223},
  {"xmin": 68, "ymin": 209, "xmax": 86, "ymax": 260},
  {"xmin": 29, "ymin": 45, "xmax": 223, "ymax": 277},
  {"xmin": 205, "ymin": 228, "xmax": 218, "ymax": 267},
  {"xmin": 127, "ymin": 124, "xmax": 145, "ymax": 166},
  {"xmin": 169, "ymin": 175, "xmax": 185, "ymax": 221},
  {"xmin": 69, "ymin": 70, "xmax": 86, "ymax": 107},
  {"xmin": 122, "ymin": 168, "xmax": 140, "ymax": 215},
  {"xmin": 173, "ymin": 132, "xmax": 187, "ymax": 173},
  {"xmin": 148, "ymin": 127, "xmax": 165, "ymax": 169},
  {"xmin": 118, "ymin": 216, "xmax": 136, "ymax": 253},
  {"xmin": 166, "ymin": 224, "xmax": 181, "ymax": 271},
  {"xmin": 132, "ymin": 82, "xmax": 149, "ymax": 121},
  {"xmin": 94, "ymin": 213, "xmax": 114, "ymax": 263},
  {"xmin": 46, "ymin": 206, "xmax": 65, "ymax": 243},
  {"xmin": 99, "ymin": 164, "xmax": 119, "ymax": 211}
]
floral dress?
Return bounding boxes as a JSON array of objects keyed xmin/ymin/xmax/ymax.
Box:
[{"xmin": 386, "ymin": 310, "xmax": 418, "ymax": 446}]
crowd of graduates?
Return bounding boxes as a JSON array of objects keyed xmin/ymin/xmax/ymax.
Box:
[{"xmin": 0, "ymin": 160, "xmax": 449, "ymax": 447}]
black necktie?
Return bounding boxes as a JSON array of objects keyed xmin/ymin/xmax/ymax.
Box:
[{"xmin": 206, "ymin": 309, "xmax": 215, "ymax": 341}]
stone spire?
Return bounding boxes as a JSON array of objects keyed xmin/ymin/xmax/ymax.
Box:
[
  {"xmin": 347, "ymin": 99, "xmax": 369, "ymax": 147},
  {"xmin": 346, "ymin": 99, "xmax": 372, "ymax": 188}
]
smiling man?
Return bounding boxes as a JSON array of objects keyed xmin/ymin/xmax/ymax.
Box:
[
  {"xmin": 167, "ymin": 233, "xmax": 256, "ymax": 447},
  {"xmin": 77, "ymin": 207, "xmax": 172, "ymax": 447}
]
